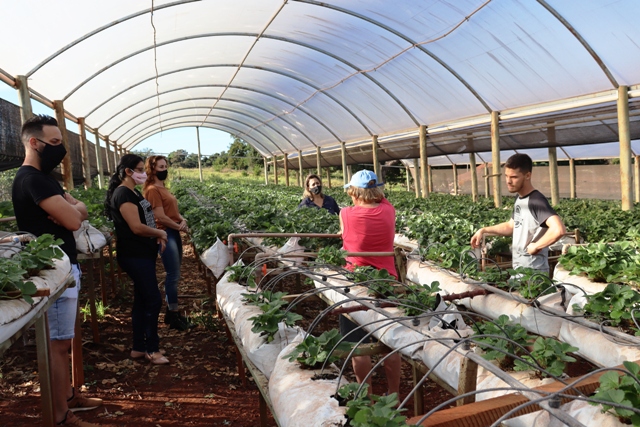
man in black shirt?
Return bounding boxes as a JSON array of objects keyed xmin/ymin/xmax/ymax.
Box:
[{"xmin": 12, "ymin": 115, "xmax": 102, "ymax": 427}]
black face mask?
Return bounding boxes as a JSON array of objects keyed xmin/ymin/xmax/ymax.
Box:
[
  {"xmin": 156, "ymin": 170, "xmax": 168, "ymax": 181},
  {"xmin": 310, "ymin": 186, "xmax": 322, "ymax": 195},
  {"xmin": 37, "ymin": 142, "xmax": 67, "ymax": 175}
]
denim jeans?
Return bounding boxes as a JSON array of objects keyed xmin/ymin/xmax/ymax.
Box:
[
  {"xmin": 160, "ymin": 228, "xmax": 182, "ymax": 311},
  {"xmin": 117, "ymin": 256, "xmax": 162, "ymax": 353}
]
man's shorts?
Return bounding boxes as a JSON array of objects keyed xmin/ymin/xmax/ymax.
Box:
[{"xmin": 48, "ymin": 263, "xmax": 81, "ymax": 341}]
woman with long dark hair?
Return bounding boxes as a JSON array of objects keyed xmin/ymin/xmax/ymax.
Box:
[
  {"xmin": 143, "ymin": 155, "xmax": 191, "ymax": 330},
  {"xmin": 104, "ymin": 154, "xmax": 169, "ymax": 365}
]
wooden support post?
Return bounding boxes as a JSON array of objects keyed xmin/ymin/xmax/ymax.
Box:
[
  {"xmin": 406, "ymin": 165, "xmax": 411, "ymax": 191},
  {"xmin": 412, "ymin": 364, "xmax": 424, "ymax": 417},
  {"xmin": 427, "ymin": 165, "xmax": 433, "ymax": 194},
  {"xmin": 112, "ymin": 141, "xmax": 118, "ymax": 169},
  {"xmin": 263, "ymin": 157, "xmax": 268, "ymax": 185},
  {"xmin": 298, "ymin": 149, "xmax": 304, "ymax": 187},
  {"xmin": 316, "ymin": 146, "xmax": 322, "ymax": 176},
  {"xmin": 341, "ymin": 141, "xmax": 348, "ymax": 188},
  {"xmin": 456, "ymin": 357, "xmax": 478, "ymax": 406},
  {"xmin": 618, "ymin": 85, "xmax": 633, "ymax": 210},
  {"xmin": 635, "ymin": 155, "xmax": 640, "ymax": 203},
  {"xmin": 346, "ymin": 165, "xmax": 352, "ymax": 182},
  {"xmin": 93, "ymin": 129, "xmax": 104, "ymax": 189},
  {"xmin": 372, "ymin": 135, "xmax": 381, "ymax": 180},
  {"xmin": 419, "ymin": 125, "xmax": 429, "ymax": 198},
  {"xmin": 196, "ymin": 126, "xmax": 203, "ymax": 182},
  {"xmin": 413, "ymin": 159, "xmax": 421, "ymax": 198},
  {"xmin": 284, "ymin": 153, "xmax": 289, "ymax": 186},
  {"xmin": 53, "ymin": 101, "xmax": 74, "ymax": 190},
  {"xmin": 35, "ymin": 314, "xmax": 55, "ymax": 427},
  {"xmin": 77, "ymin": 118, "xmax": 92, "ymax": 189},
  {"xmin": 569, "ymin": 158, "xmax": 576, "ymax": 199},
  {"xmin": 104, "ymin": 136, "xmax": 112, "ymax": 175},
  {"xmin": 484, "ymin": 162, "xmax": 490, "ymax": 198},
  {"xmin": 491, "ymin": 111, "xmax": 501, "ymax": 208},
  {"xmin": 469, "ymin": 152, "xmax": 478, "ymax": 202},
  {"xmin": 15, "ymin": 75, "xmax": 33, "ymax": 123},
  {"xmin": 324, "ymin": 167, "xmax": 330, "ymax": 188},
  {"xmin": 548, "ymin": 125, "xmax": 559, "ymax": 206},
  {"xmin": 452, "ymin": 164, "xmax": 458, "ymax": 195},
  {"xmin": 273, "ymin": 156, "xmax": 279, "ymax": 185}
]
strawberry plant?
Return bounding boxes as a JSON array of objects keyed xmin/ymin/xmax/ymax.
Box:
[
  {"xmin": 225, "ymin": 264, "xmax": 257, "ymax": 288},
  {"xmin": 317, "ymin": 246, "xmax": 347, "ymax": 267},
  {"xmin": 401, "ymin": 281, "xmax": 440, "ymax": 317},
  {"xmin": 336, "ymin": 383, "xmax": 412, "ymax": 427},
  {"xmin": 285, "ymin": 329, "xmax": 354, "ymax": 369},
  {"xmin": 559, "ymin": 241, "xmax": 640, "ymax": 285},
  {"xmin": 592, "ymin": 360, "xmax": 640, "ymax": 425},
  {"xmin": 16, "ymin": 234, "xmax": 64, "ymax": 277},
  {"xmin": 574, "ymin": 283, "xmax": 640, "ymax": 330},
  {"xmin": 246, "ymin": 291, "xmax": 302, "ymax": 342},
  {"xmin": 514, "ymin": 337, "xmax": 578, "ymax": 378},
  {"xmin": 0, "ymin": 259, "xmax": 37, "ymax": 304},
  {"xmin": 347, "ymin": 266, "xmax": 396, "ymax": 299},
  {"xmin": 472, "ymin": 315, "xmax": 533, "ymax": 370}
]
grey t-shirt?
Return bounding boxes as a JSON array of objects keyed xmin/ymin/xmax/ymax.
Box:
[{"xmin": 511, "ymin": 190, "xmax": 557, "ymax": 270}]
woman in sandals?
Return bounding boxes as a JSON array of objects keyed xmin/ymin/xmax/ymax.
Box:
[
  {"xmin": 105, "ymin": 154, "xmax": 169, "ymax": 365},
  {"xmin": 143, "ymin": 155, "xmax": 192, "ymax": 331}
]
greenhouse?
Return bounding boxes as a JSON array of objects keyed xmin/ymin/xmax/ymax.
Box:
[{"xmin": 1, "ymin": 1, "xmax": 640, "ymax": 426}]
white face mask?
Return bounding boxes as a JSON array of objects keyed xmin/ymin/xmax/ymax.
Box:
[{"xmin": 131, "ymin": 171, "xmax": 147, "ymax": 185}]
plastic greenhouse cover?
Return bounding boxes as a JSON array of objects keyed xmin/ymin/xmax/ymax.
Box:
[{"xmin": 1, "ymin": 0, "xmax": 640, "ymax": 158}]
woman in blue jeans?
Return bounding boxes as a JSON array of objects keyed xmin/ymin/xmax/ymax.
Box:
[
  {"xmin": 143, "ymin": 155, "xmax": 192, "ymax": 330},
  {"xmin": 105, "ymin": 154, "xmax": 169, "ymax": 365}
]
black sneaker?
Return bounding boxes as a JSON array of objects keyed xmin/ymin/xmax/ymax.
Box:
[{"xmin": 168, "ymin": 312, "xmax": 194, "ymax": 331}]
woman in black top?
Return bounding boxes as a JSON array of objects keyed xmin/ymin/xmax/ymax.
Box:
[
  {"xmin": 105, "ymin": 154, "xmax": 169, "ymax": 365},
  {"xmin": 298, "ymin": 174, "xmax": 340, "ymax": 215}
]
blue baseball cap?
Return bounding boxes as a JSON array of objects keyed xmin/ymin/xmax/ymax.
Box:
[{"xmin": 344, "ymin": 169, "xmax": 384, "ymax": 188}]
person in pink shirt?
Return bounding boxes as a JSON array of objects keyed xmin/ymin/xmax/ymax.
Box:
[{"xmin": 339, "ymin": 169, "xmax": 401, "ymax": 397}]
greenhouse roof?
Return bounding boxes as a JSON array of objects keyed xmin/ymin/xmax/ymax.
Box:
[{"xmin": 1, "ymin": 0, "xmax": 640, "ymax": 163}]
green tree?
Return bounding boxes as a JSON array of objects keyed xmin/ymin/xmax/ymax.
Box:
[{"xmin": 168, "ymin": 149, "xmax": 188, "ymax": 167}]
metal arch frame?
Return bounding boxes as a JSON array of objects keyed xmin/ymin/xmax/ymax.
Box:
[
  {"xmin": 118, "ymin": 110, "xmax": 301, "ymax": 153},
  {"xmin": 121, "ymin": 114, "xmax": 288, "ymax": 155},
  {"xmin": 26, "ymin": 0, "xmax": 200, "ymax": 77},
  {"xmin": 109, "ymin": 101, "xmax": 316, "ymax": 148},
  {"xmin": 90, "ymin": 65, "xmax": 369, "ymax": 137},
  {"xmin": 292, "ymin": 0, "xmax": 493, "ymax": 113},
  {"xmin": 102, "ymin": 84, "xmax": 339, "ymax": 145},
  {"xmin": 536, "ymin": 0, "xmax": 618, "ymax": 88},
  {"xmin": 60, "ymin": 32, "xmax": 418, "ymax": 126},
  {"xmin": 124, "ymin": 121, "xmax": 272, "ymax": 156}
]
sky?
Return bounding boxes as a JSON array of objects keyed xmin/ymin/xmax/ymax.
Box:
[{"xmin": 0, "ymin": 81, "xmax": 234, "ymax": 156}]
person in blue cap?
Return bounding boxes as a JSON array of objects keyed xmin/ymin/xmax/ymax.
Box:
[{"xmin": 339, "ymin": 169, "xmax": 401, "ymax": 397}]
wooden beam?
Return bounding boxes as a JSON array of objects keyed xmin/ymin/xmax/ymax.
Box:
[
  {"xmin": 341, "ymin": 142, "xmax": 348, "ymax": 188},
  {"xmin": 77, "ymin": 118, "xmax": 92, "ymax": 189},
  {"xmin": 548, "ymin": 124, "xmax": 559, "ymax": 206},
  {"xmin": 264, "ymin": 157, "xmax": 268, "ymax": 185},
  {"xmin": 92, "ymin": 129, "xmax": 104, "ymax": 189},
  {"xmin": 491, "ymin": 111, "xmax": 501, "ymax": 208},
  {"xmin": 409, "ymin": 360, "xmax": 639, "ymax": 427},
  {"xmin": 569, "ymin": 158, "xmax": 576, "ymax": 199},
  {"xmin": 427, "ymin": 165, "xmax": 433, "ymax": 194},
  {"xmin": 419, "ymin": 125, "xmax": 429, "ymax": 198},
  {"xmin": 15, "ymin": 75, "xmax": 33, "ymax": 123},
  {"xmin": 196, "ymin": 127, "xmax": 203, "ymax": 183},
  {"xmin": 104, "ymin": 135, "xmax": 112, "ymax": 175},
  {"xmin": 326, "ymin": 167, "xmax": 331, "ymax": 188},
  {"xmin": 618, "ymin": 85, "xmax": 633, "ymax": 210},
  {"xmin": 316, "ymin": 146, "xmax": 322, "ymax": 176},
  {"xmin": 298, "ymin": 150, "xmax": 304, "ymax": 187},
  {"xmin": 469, "ymin": 152, "xmax": 478, "ymax": 202},
  {"xmin": 284, "ymin": 153, "xmax": 290, "ymax": 186},
  {"xmin": 452, "ymin": 164, "xmax": 458, "ymax": 196},
  {"xmin": 53, "ymin": 100, "xmax": 74, "ymax": 190},
  {"xmin": 274, "ymin": 156, "xmax": 279, "ymax": 185},
  {"xmin": 372, "ymin": 135, "xmax": 381, "ymax": 180},
  {"xmin": 413, "ymin": 159, "xmax": 421, "ymax": 198},
  {"xmin": 456, "ymin": 357, "xmax": 477, "ymax": 406},
  {"xmin": 635, "ymin": 155, "xmax": 640, "ymax": 203}
]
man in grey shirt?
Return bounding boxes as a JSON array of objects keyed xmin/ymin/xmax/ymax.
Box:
[{"xmin": 470, "ymin": 154, "xmax": 566, "ymax": 273}]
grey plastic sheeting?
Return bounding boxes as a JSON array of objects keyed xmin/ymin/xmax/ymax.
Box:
[{"xmin": 1, "ymin": 1, "xmax": 640, "ymax": 160}]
